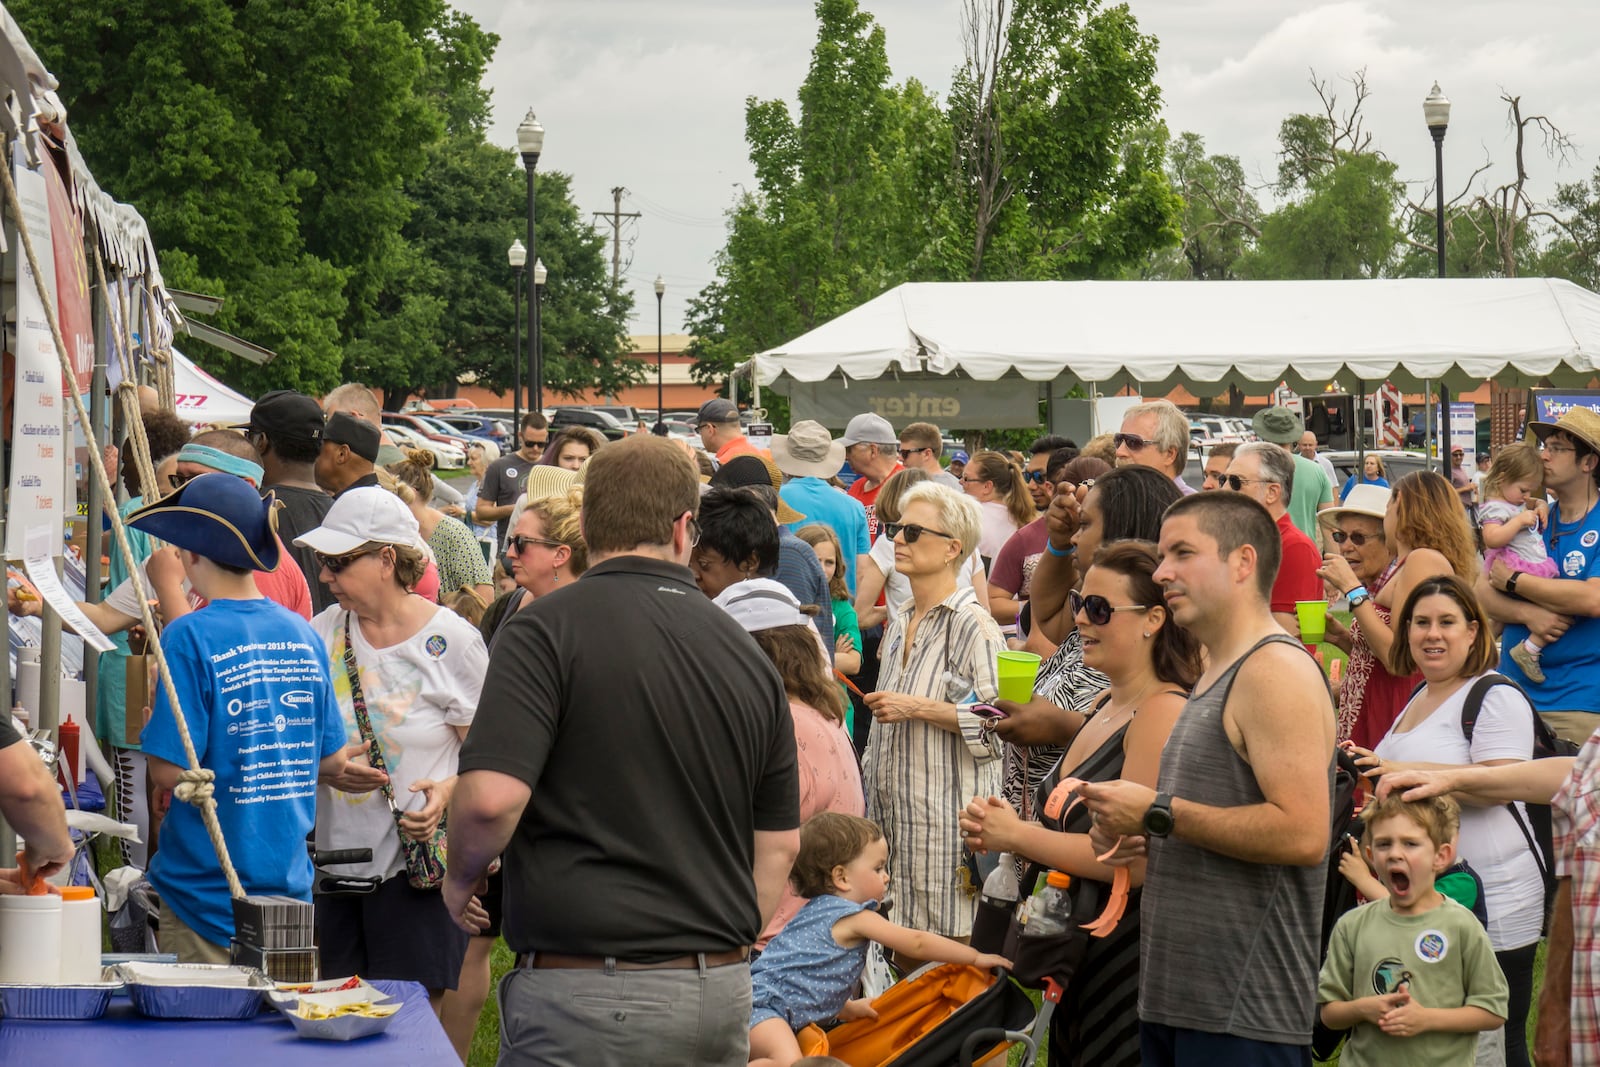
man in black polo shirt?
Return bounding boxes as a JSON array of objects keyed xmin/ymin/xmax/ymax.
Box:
[
  {"xmin": 475, "ymin": 413, "xmax": 550, "ymax": 548},
  {"xmin": 445, "ymin": 434, "xmax": 800, "ymax": 1067}
]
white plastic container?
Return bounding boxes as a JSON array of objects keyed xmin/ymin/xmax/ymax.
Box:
[
  {"xmin": 58, "ymin": 886, "xmax": 101, "ymax": 983},
  {"xmin": 0, "ymin": 894, "xmax": 63, "ymax": 983}
]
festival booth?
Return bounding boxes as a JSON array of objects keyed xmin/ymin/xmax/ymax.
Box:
[
  {"xmin": 749, "ymin": 277, "xmax": 1600, "ymax": 445},
  {"xmin": 0, "ymin": 5, "xmax": 454, "ymax": 1058}
]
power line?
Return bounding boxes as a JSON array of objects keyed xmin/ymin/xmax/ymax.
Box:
[{"xmin": 591, "ymin": 186, "xmax": 642, "ymax": 291}]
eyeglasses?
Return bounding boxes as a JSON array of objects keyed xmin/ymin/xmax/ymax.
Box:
[
  {"xmin": 897, "ymin": 447, "xmax": 929, "ymax": 461},
  {"xmin": 1540, "ymin": 441, "xmax": 1577, "ymax": 455},
  {"xmin": 1070, "ymin": 590, "xmax": 1151, "ymax": 626},
  {"xmin": 1022, "ymin": 470, "xmax": 1048, "ymax": 484},
  {"xmin": 1225, "ymin": 474, "xmax": 1272, "ymax": 491},
  {"xmin": 1113, "ymin": 432, "xmax": 1154, "ymax": 451},
  {"xmin": 1330, "ymin": 530, "xmax": 1381, "ymax": 547},
  {"xmin": 167, "ymin": 471, "xmax": 195, "ymax": 490},
  {"xmin": 960, "ymin": 476, "xmax": 987, "ymax": 484},
  {"xmin": 316, "ymin": 548, "xmax": 381, "ymax": 574},
  {"xmin": 522, "ymin": 437, "xmax": 548, "ymax": 450},
  {"xmin": 885, "ymin": 522, "xmax": 958, "ymax": 545},
  {"xmin": 506, "ymin": 535, "xmax": 563, "ymax": 554}
]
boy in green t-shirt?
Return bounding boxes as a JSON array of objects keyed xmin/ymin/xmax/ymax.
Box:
[{"xmin": 1318, "ymin": 794, "xmax": 1508, "ymax": 1066}]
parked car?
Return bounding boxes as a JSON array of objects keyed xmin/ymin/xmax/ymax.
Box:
[
  {"xmin": 548, "ymin": 406, "xmax": 629, "ymax": 440},
  {"xmin": 384, "ymin": 424, "xmax": 466, "ymax": 470},
  {"xmin": 383, "ymin": 411, "xmax": 474, "ymax": 451},
  {"xmin": 1324, "ymin": 449, "xmax": 1427, "ymax": 496},
  {"xmin": 433, "ymin": 412, "xmax": 510, "ymax": 446},
  {"xmin": 584, "ymin": 404, "xmax": 643, "ymax": 425}
]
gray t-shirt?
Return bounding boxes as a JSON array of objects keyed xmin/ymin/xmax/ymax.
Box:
[{"xmin": 480, "ymin": 454, "xmax": 533, "ymax": 547}]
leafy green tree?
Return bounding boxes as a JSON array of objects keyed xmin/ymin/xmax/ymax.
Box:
[
  {"xmin": 1150, "ymin": 132, "xmax": 1261, "ymax": 280},
  {"xmin": 1240, "ymin": 151, "xmax": 1403, "ymax": 279}
]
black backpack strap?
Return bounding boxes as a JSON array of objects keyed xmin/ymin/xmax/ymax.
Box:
[{"xmin": 1455, "ymin": 673, "xmax": 1553, "ymax": 886}]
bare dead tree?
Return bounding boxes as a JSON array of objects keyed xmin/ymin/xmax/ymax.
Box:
[
  {"xmin": 954, "ymin": 0, "xmax": 1015, "ymax": 280},
  {"xmin": 1311, "ymin": 67, "xmax": 1376, "ymax": 159},
  {"xmin": 1472, "ymin": 93, "xmax": 1578, "ymax": 276}
]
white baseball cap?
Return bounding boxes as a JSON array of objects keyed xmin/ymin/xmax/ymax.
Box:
[
  {"xmin": 294, "ymin": 486, "xmax": 422, "ymax": 556},
  {"xmin": 713, "ymin": 579, "xmax": 811, "ymax": 632}
]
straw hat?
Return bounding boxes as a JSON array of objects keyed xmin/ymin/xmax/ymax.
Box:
[
  {"xmin": 1527, "ymin": 407, "xmax": 1600, "ymax": 457},
  {"xmin": 525, "ymin": 463, "xmax": 578, "ymax": 502},
  {"xmin": 1317, "ymin": 483, "xmax": 1391, "ymax": 532}
]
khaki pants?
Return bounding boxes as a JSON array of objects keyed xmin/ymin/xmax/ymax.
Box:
[
  {"xmin": 156, "ymin": 901, "xmax": 231, "ymax": 965},
  {"xmin": 1539, "ymin": 711, "xmax": 1600, "ymax": 748}
]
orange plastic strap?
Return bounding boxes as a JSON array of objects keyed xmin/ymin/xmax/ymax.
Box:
[{"xmin": 1036, "ymin": 779, "xmax": 1133, "ymax": 939}]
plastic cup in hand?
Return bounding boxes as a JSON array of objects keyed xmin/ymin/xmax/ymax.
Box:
[
  {"xmin": 1296, "ymin": 600, "xmax": 1329, "ymax": 646},
  {"xmin": 995, "ymin": 651, "xmax": 1043, "ymax": 703}
]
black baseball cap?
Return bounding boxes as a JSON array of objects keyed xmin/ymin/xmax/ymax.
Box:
[
  {"xmin": 241, "ymin": 390, "xmax": 325, "ymax": 443},
  {"xmin": 322, "ymin": 412, "xmax": 380, "ymax": 463}
]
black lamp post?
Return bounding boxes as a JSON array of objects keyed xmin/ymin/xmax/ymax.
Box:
[
  {"xmin": 533, "ymin": 258, "xmax": 546, "ymax": 417},
  {"xmin": 518, "ymin": 109, "xmax": 545, "ymax": 412},
  {"xmin": 1425, "ymin": 82, "xmax": 1452, "ymax": 470},
  {"xmin": 654, "ymin": 275, "xmax": 666, "ymax": 432},
  {"xmin": 508, "ymin": 239, "xmax": 526, "ymax": 429}
]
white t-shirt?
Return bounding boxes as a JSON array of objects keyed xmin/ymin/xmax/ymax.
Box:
[
  {"xmin": 976, "ymin": 500, "xmax": 1019, "ymax": 562},
  {"xmin": 868, "ymin": 534, "xmax": 983, "ymax": 618},
  {"xmin": 1374, "ymin": 672, "xmax": 1544, "ymax": 950},
  {"xmin": 312, "ymin": 603, "xmax": 487, "ymax": 881}
]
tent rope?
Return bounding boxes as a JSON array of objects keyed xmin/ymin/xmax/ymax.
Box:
[{"xmin": 1, "ymin": 153, "xmax": 244, "ymax": 899}]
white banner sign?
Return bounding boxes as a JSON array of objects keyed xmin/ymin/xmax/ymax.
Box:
[{"xmin": 6, "ymin": 143, "xmax": 64, "ymax": 560}]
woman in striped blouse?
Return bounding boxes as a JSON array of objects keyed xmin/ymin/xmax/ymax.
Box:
[{"xmin": 862, "ymin": 483, "xmax": 1006, "ymax": 965}]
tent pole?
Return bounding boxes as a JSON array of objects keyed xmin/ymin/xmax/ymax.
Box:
[
  {"xmin": 1089, "ymin": 382, "xmax": 1100, "ymax": 437},
  {"xmin": 1355, "ymin": 379, "xmax": 1366, "ymax": 467},
  {"xmin": 1423, "ymin": 380, "xmax": 1435, "ymax": 472},
  {"xmin": 1440, "ymin": 383, "xmax": 1453, "ymax": 474},
  {"xmin": 83, "ymin": 267, "xmax": 110, "ymax": 729}
]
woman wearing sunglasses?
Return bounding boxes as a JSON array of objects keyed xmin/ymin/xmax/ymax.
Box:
[
  {"xmin": 854, "ymin": 468, "xmax": 987, "ymax": 632},
  {"xmin": 961, "ymin": 450, "xmax": 1037, "ymax": 568},
  {"xmin": 1317, "ymin": 474, "xmax": 1475, "ymax": 746},
  {"xmin": 860, "ymin": 483, "xmax": 1006, "ymax": 964},
  {"xmin": 961, "ymin": 541, "xmax": 1200, "ymax": 1067},
  {"xmin": 295, "ymin": 487, "xmax": 490, "ymax": 1014}
]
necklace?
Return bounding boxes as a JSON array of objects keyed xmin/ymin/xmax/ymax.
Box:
[{"xmin": 1087, "ymin": 677, "xmax": 1162, "ymax": 734}]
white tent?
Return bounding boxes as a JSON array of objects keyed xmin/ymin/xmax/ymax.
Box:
[
  {"xmin": 168, "ymin": 348, "xmax": 255, "ymax": 426},
  {"xmin": 750, "ymin": 278, "xmax": 1600, "ymax": 393}
]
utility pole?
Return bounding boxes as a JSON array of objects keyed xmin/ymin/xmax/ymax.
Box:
[{"xmin": 591, "ymin": 186, "xmax": 641, "ymax": 291}]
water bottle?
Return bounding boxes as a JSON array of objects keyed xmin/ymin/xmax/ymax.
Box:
[
  {"xmin": 979, "ymin": 853, "xmax": 1020, "ymax": 908},
  {"xmin": 1023, "ymin": 871, "xmax": 1073, "ymax": 936}
]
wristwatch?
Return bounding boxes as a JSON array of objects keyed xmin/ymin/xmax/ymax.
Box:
[
  {"xmin": 1346, "ymin": 586, "xmax": 1371, "ymax": 610},
  {"xmin": 1143, "ymin": 793, "xmax": 1175, "ymax": 838},
  {"xmin": 1504, "ymin": 571, "xmax": 1523, "ymax": 599}
]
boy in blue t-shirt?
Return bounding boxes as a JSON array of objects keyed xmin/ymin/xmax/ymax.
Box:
[
  {"xmin": 130, "ymin": 473, "xmax": 349, "ymax": 962},
  {"xmin": 1318, "ymin": 794, "xmax": 1508, "ymax": 1066}
]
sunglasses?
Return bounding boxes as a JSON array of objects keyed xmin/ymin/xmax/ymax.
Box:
[
  {"xmin": 316, "ymin": 548, "xmax": 382, "ymax": 574},
  {"xmin": 1023, "ymin": 470, "xmax": 1048, "ymax": 484},
  {"xmin": 1330, "ymin": 530, "xmax": 1380, "ymax": 547},
  {"xmin": 897, "ymin": 447, "xmax": 930, "ymax": 461},
  {"xmin": 167, "ymin": 472, "xmax": 195, "ymax": 490},
  {"xmin": 1225, "ymin": 474, "xmax": 1271, "ymax": 491},
  {"xmin": 884, "ymin": 522, "xmax": 958, "ymax": 545},
  {"xmin": 1113, "ymin": 432, "xmax": 1154, "ymax": 451},
  {"xmin": 506, "ymin": 534, "xmax": 563, "ymax": 554},
  {"xmin": 1069, "ymin": 590, "xmax": 1151, "ymax": 626},
  {"xmin": 522, "ymin": 437, "xmax": 548, "ymax": 449}
]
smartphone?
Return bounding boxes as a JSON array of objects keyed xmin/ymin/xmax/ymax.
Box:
[{"xmin": 968, "ymin": 702, "xmax": 1007, "ymax": 720}]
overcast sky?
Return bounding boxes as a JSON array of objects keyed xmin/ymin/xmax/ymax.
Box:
[{"xmin": 453, "ymin": 0, "xmax": 1600, "ymax": 336}]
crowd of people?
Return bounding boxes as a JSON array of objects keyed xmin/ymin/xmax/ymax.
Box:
[{"xmin": 4, "ymin": 389, "xmax": 1600, "ymax": 1067}]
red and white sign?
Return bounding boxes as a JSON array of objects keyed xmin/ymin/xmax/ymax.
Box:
[{"xmin": 1377, "ymin": 382, "xmax": 1405, "ymax": 448}]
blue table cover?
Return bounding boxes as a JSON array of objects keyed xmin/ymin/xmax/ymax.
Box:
[{"xmin": 0, "ymin": 979, "xmax": 453, "ymax": 1064}]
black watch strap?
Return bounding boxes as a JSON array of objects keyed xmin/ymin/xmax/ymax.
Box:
[{"xmin": 1505, "ymin": 571, "xmax": 1522, "ymax": 598}]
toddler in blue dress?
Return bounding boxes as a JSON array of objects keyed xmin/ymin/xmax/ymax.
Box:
[{"xmin": 748, "ymin": 812, "xmax": 1011, "ymax": 1067}]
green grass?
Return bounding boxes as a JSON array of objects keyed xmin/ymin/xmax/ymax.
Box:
[{"xmin": 469, "ymin": 939, "xmax": 516, "ymax": 1066}]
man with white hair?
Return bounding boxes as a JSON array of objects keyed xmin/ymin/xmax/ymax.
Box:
[{"xmin": 1115, "ymin": 400, "xmax": 1196, "ymax": 496}]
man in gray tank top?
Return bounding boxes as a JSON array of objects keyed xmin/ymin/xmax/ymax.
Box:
[{"xmin": 1083, "ymin": 491, "xmax": 1336, "ymax": 1066}]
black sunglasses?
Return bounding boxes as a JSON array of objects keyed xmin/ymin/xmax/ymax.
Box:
[
  {"xmin": 167, "ymin": 471, "xmax": 195, "ymax": 490},
  {"xmin": 1023, "ymin": 470, "xmax": 1048, "ymax": 484},
  {"xmin": 1113, "ymin": 432, "xmax": 1153, "ymax": 451},
  {"xmin": 1225, "ymin": 474, "xmax": 1270, "ymax": 491},
  {"xmin": 897, "ymin": 447, "xmax": 930, "ymax": 461},
  {"xmin": 522, "ymin": 437, "xmax": 548, "ymax": 449},
  {"xmin": 1331, "ymin": 530, "xmax": 1381, "ymax": 547},
  {"xmin": 884, "ymin": 522, "xmax": 957, "ymax": 545},
  {"xmin": 316, "ymin": 548, "xmax": 383, "ymax": 574},
  {"xmin": 1069, "ymin": 589, "xmax": 1151, "ymax": 626},
  {"xmin": 506, "ymin": 534, "xmax": 563, "ymax": 554}
]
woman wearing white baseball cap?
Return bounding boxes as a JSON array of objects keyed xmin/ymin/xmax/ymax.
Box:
[{"xmin": 295, "ymin": 487, "xmax": 490, "ymax": 1004}]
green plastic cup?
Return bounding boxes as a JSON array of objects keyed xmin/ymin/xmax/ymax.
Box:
[
  {"xmin": 1296, "ymin": 600, "xmax": 1329, "ymax": 645},
  {"xmin": 996, "ymin": 651, "xmax": 1043, "ymax": 703}
]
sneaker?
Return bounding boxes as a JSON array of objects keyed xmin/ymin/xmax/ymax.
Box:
[{"xmin": 1510, "ymin": 641, "xmax": 1546, "ymax": 684}]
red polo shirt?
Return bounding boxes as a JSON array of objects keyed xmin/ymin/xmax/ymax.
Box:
[{"xmin": 1271, "ymin": 511, "xmax": 1325, "ymax": 614}]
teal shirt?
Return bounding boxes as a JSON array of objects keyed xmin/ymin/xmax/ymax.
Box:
[
  {"xmin": 831, "ymin": 597, "xmax": 862, "ymax": 734},
  {"xmin": 1289, "ymin": 453, "xmax": 1334, "ymax": 541}
]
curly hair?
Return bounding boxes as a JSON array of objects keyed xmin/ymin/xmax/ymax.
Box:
[
  {"xmin": 523, "ymin": 487, "xmax": 589, "ymax": 576},
  {"xmin": 752, "ymin": 624, "xmax": 845, "ymax": 724},
  {"xmin": 1389, "ymin": 471, "xmax": 1478, "ymax": 580},
  {"xmin": 789, "ymin": 813, "xmax": 883, "ymax": 899}
]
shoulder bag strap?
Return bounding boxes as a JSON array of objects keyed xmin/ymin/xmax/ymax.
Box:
[
  {"xmin": 1456, "ymin": 673, "xmax": 1552, "ymax": 885},
  {"xmin": 340, "ymin": 613, "xmax": 401, "ymax": 815}
]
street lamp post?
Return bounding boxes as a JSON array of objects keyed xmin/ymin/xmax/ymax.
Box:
[
  {"xmin": 654, "ymin": 275, "xmax": 666, "ymax": 433},
  {"xmin": 533, "ymin": 258, "xmax": 546, "ymax": 417},
  {"xmin": 518, "ymin": 109, "xmax": 545, "ymax": 412},
  {"xmin": 1425, "ymin": 83, "xmax": 1451, "ymax": 471},
  {"xmin": 508, "ymin": 239, "xmax": 526, "ymax": 430}
]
